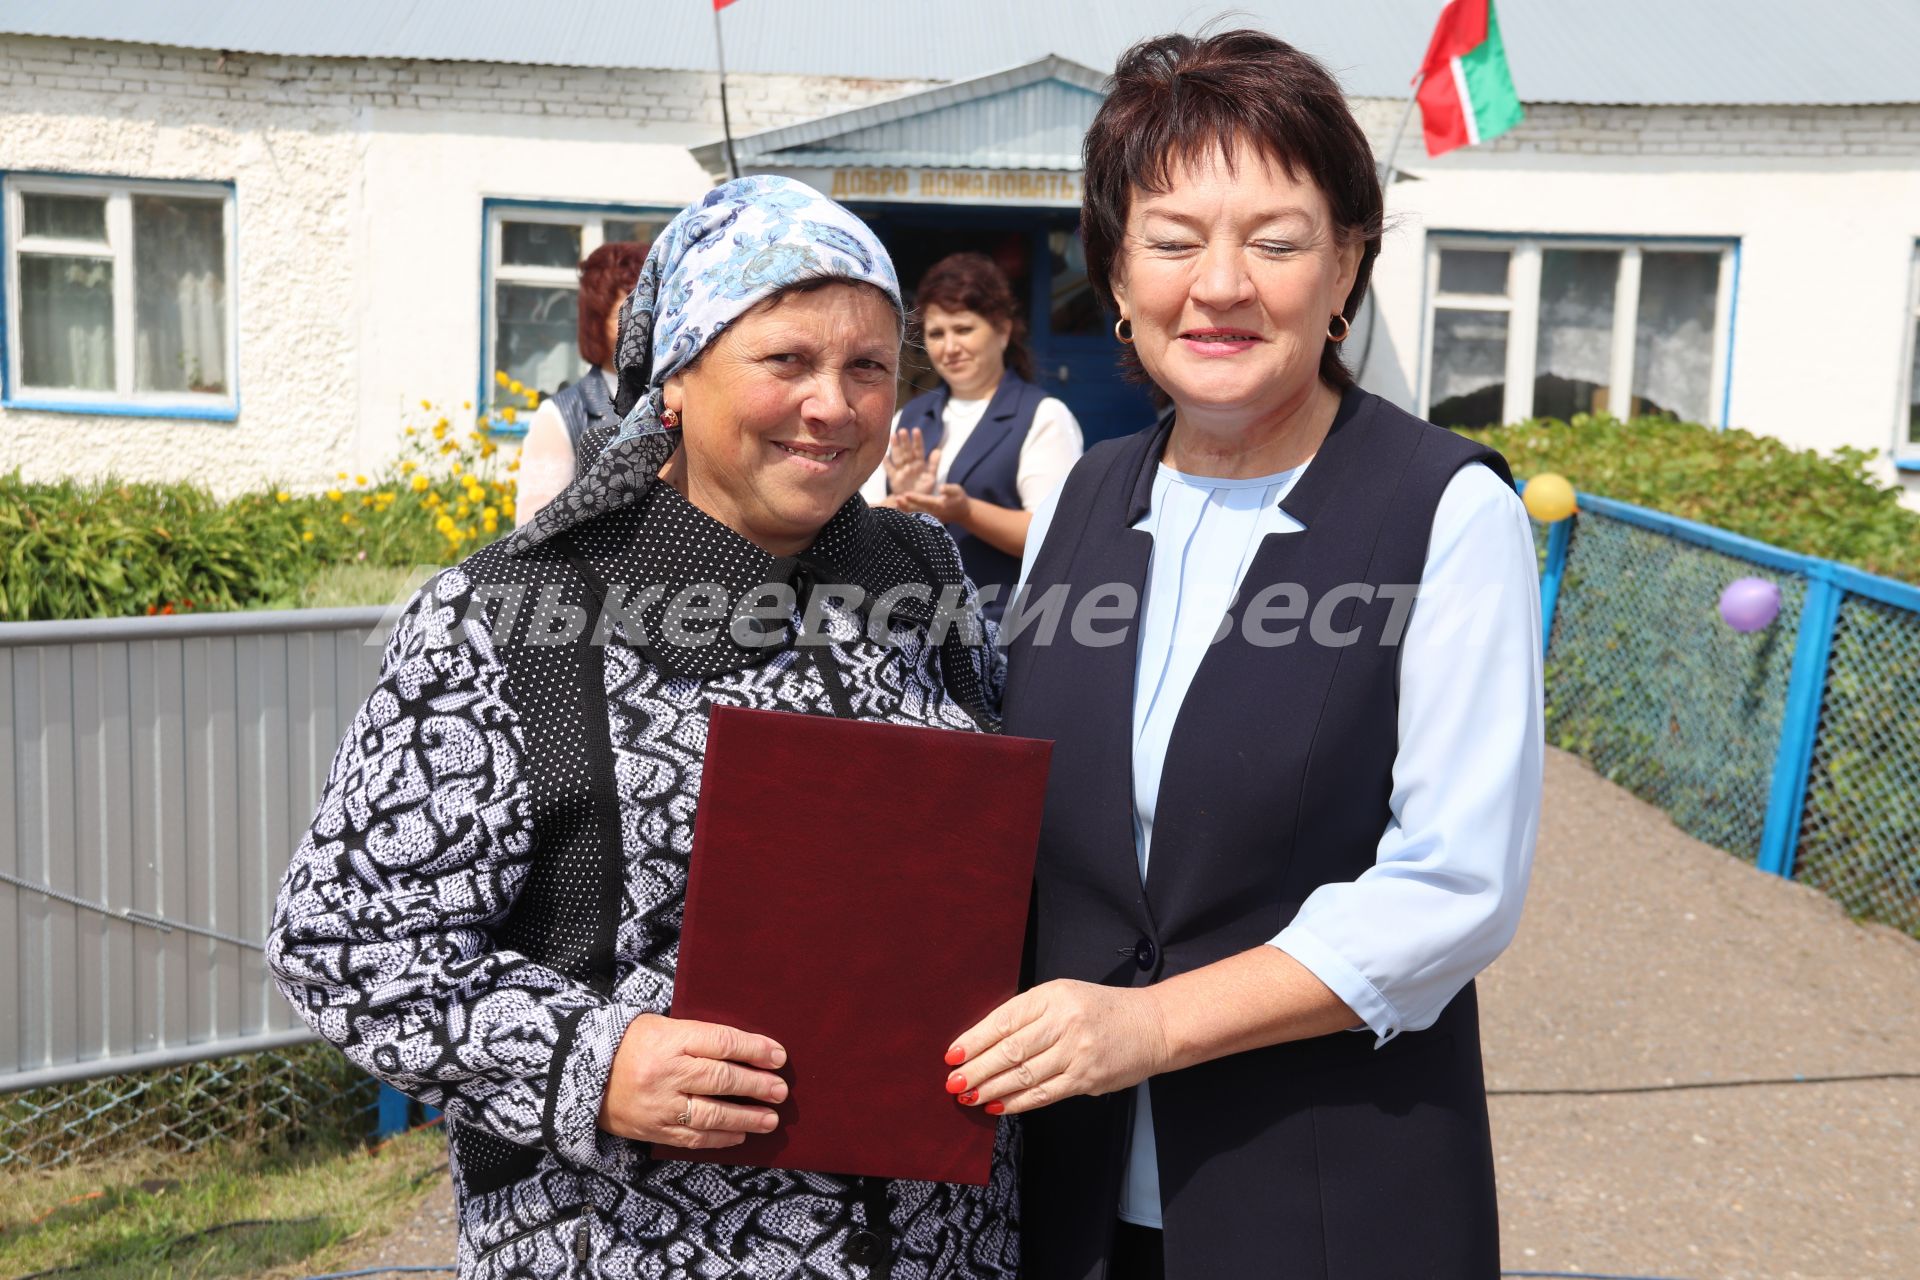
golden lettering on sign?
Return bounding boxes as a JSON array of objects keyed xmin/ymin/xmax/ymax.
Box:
[
  {"xmin": 828, "ymin": 169, "xmax": 911, "ymax": 199},
  {"xmin": 918, "ymin": 171, "xmax": 1079, "ymax": 202},
  {"xmin": 827, "ymin": 168, "xmax": 1079, "ymax": 203}
]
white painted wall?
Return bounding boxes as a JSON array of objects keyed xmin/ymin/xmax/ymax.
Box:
[
  {"xmin": 4, "ymin": 34, "xmax": 1918, "ymax": 507},
  {"xmin": 0, "ymin": 36, "xmax": 928, "ymax": 493},
  {"xmin": 1353, "ymin": 101, "xmax": 1920, "ymax": 501}
]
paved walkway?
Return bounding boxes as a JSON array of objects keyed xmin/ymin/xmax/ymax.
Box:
[
  {"xmin": 327, "ymin": 749, "xmax": 1920, "ymax": 1279},
  {"xmin": 1484, "ymin": 750, "xmax": 1920, "ymax": 1279}
]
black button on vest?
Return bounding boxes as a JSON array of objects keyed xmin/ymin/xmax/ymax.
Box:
[{"xmin": 1132, "ymin": 937, "xmax": 1156, "ymax": 971}]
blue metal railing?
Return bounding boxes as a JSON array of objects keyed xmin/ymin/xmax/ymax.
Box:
[{"xmin": 1530, "ymin": 486, "xmax": 1920, "ymax": 933}]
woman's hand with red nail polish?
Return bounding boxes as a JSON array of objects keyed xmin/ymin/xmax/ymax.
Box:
[{"xmin": 943, "ymin": 979, "xmax": 1171, "ymax": 1117}]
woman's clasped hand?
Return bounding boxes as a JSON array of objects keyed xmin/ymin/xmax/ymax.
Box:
[
  {"xmin": 598, "ymin": 1014, "xmax": 789, "ymax": 1149},
  {"xmin": 942, "ymin": 981, "xmax": 1172, "ymax": 1115}
]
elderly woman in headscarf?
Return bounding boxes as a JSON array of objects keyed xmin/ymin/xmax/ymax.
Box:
[{"xmin": 267, "ymin": 177, "xmax": 1016, "ymax": 1280}]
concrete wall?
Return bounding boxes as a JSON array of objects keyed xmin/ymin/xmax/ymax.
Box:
[{"xmin": 0, "ymin": 36, "xmax": 929, "ymax": 493}]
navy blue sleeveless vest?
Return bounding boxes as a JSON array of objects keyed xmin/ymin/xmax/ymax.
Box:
[
  {"xmin": 1002, "ymin": 388, "xmax": 1512, "ymax": 1280},
  {"xmin": 551, "ymin": 368, "xmax": 621, "ymax": 463},
  {"xmin": 896, "ymin": 373, "xmax": 1048, "ymax": 620}
]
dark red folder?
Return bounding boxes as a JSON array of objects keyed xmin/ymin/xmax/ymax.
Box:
[{"xmin": 658, "ymin": 705, "xmax": 1052, "ymax": 1185}]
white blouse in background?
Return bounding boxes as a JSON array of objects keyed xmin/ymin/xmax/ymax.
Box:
[
  {"xmin": 857, "ymin": 390, "xmax": 1084, "ymax": 510},
  {"xmin": 515, "ymin": 366, "xmax": 618, "ymax": 528}
]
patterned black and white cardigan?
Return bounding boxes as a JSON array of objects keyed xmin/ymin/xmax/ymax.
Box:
[{"xmin": 267, "ymin": 429, "xmax": 1018, "ymax": 1280}]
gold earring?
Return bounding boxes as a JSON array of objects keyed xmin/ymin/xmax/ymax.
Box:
[
  {"xmin": 1114, "ymin": 317, "xmax": 1134, "ymax": 344},
  {"xmin": 660, "ymin": 407, "xmax": 681, "ymax": 428},
  {"xmin": 1327, "ymin": 314, "xmax": 1350, "ymax": 343}
]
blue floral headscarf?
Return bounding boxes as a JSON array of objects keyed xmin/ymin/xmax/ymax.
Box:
[{"xmin": 607, "ymin": 175, "xmax": 902, "ymax": 444}]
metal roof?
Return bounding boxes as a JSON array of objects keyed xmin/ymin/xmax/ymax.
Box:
[
  {"xmin": 5, "ymin": 0, "xmax": 1919, "ymax": 107},
  {"xmin": 699, "ymin": 57, "xmax": 1107, "ymax": 172}
]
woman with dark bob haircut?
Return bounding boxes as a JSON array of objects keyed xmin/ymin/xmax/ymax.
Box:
[
  {"xmin": 859, "ymin": 251, "xmax": 1084, "ymax": 619},
  {"xmin": 940, "ymin": 31, "xmax": 1543, "ymax": 1279}
]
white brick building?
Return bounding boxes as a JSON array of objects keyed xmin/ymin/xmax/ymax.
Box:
[{"xmin": 2, "ymin": 2, "xmax": 1917, "ymax": 502}]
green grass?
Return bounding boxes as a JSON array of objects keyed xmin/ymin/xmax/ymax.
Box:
[
  {"xmin": 0, "ymin": 1128, "xmax": 446, "ymax": 1280},
  {"xmin": 289, "ymin": 561, "xmax": 439, "ymax": 611}
]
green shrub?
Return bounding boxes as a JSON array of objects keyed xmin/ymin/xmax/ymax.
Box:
[
  {"xmin": 0, "ymin": 399, "xmax": 523, "ymax": 622},
  {"xmin": 1462, "ymin": 413, "xmax": 1920, "ymax": 585}
]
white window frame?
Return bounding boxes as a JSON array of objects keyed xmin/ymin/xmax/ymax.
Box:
[
  {"xmin": 480, "ymin": 200, "xmax": 675, "ymax": 432},
  {"xmin": 1420, "ymin": 235, "xmax": 1737, "ymax": 428},
  {"xmin": 2, "ymin": 174, "xmax": 239, "ymax": 419},
  {"xmin": 1897, "ymin": 246, "xmax": 1920, "ymax": 468}
]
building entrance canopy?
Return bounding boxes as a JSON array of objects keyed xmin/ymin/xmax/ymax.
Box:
[{"xmin": 694, "ymin": 55, "xmax": 1105, "ymax": 206}]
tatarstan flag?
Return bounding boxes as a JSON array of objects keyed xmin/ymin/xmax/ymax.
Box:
[{"xmin": 1415, "ymin": 0, "xmax": 1525, "ymax": 156}]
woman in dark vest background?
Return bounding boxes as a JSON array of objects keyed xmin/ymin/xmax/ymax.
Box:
[
  {"xmin": 860, "ymin": 252, "xmax": 1082, "ymax": 618},
  {"xmin": 515, "ymin": 239, "xmax": 648, "ymax": 526},
  {"xmin": 940, "ymin": 32, "xmax": 1544, "ymax": 1279}
]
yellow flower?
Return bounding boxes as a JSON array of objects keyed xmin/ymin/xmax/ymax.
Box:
[
  {"xmin": 326, "ymin": 489, "xmax": 342, "ymax": 502},
  {"xmin": 355, "ymin": 474, "xmax": 368, "ymax": 486},
  {"xmin": 525, "ymin": 391, "xmax": 540, "ymax": 408},
  {"xmin": 494, "ymin": 371, "xmax": 510, "ymax": 387},
  {"xmin": 482, "ymin": 506, "xmax": 498, "ymax": 522},
  {"xmin": 419, "ymin": 399, "xmax": 432, "ymax": 410},
  {"xmin": 340, "ymin": 512, "xmax": 354, "ymax": 526},
  {"xmin": 404, "ymin": 427, "xmax": 416, "ymax": 437},
  {"xmin": 501, "ymin": 407, "xmax": 518, "ymax": 424},
  {"xmin": 506, "ymin": 458, "xmax": 521, "ymax": 473},
  {"xmin": 425, "ymin": 493, "xmax": 443, "ymax": 508},
  {"xmin": 432, "ymin": 423, "xmax": 448, "ymax": 441},
  {"xmin": 276, "ymin": 490, "xmax": 291, "ymax": 503},
  {"xmin": 507, "ymin": 378, "xmax": 524, "ymax": 395},
  {"xmin": 336, "ymin": 471, "xmax": 348, "ymax": 481},
  {"xmin": 502, "ymin": 498, "xmax": 516, "ymax": 516},
  {"xmin": 481, "ymin": 441, "xmax": 497, "ymax": 458},
  {"xmin": 301, "ymin": 530, "xmax": 315, "ymax": 542},
  {"xmin": 455, "ymin": 501, "xmax": 471, "ymax": 518},
  {"xmin": 466, "ymin": 487, "xmax": 485, "ymax": 506},
  {"xmin": 401, "ymin": 460, "xmax": 417, "ymax": 474},
  {"xmin": 410, "ymin": 474, "xmax": 429, "ymax": 492},
  {"xmin": 462, "ymin": 400, "xmax": 473, "ymax": 409},
  {"xmin": 439, "ymin": 441, "xmax": 456, "ymax": 455},
  {"xmin": 436, "ymin": 514, "xmax": 456, "ymax": 534},
  {"xmin": 483, "ymin": 518, "xmax": 499, "ymax": 534}
]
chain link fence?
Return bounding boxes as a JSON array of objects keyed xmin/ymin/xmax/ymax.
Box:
[
  {"xmin": 1540, "ymin": 491, "xmax": 1920, "ymax": 939},
  {"xmin": 4, "ymin": 486, "xmax": 1914, "ymax": 1175},
  {"xmin": 1794, "ymin": 594, "xmax": 1920, "ymax": 928},
  {"xmin": 0, "ymin": 1041, "xmax": 376, "ymax": 1172}
]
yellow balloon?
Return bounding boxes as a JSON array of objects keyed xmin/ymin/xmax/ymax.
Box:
[{"xmin": 1523, "ymin": 473, "xmax": 1578, "ymax": 523}]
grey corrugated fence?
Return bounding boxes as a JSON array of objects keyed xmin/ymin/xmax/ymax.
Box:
[{"xmin": 0, "ymin": 607, "xmax": 389, "ymax": 1093}]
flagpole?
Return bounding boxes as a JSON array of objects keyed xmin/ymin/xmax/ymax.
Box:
[
  {"xmin": 1380, "ymin": 72, "xmax": 1424, "ymax": 191},
  {"xmin": 712, "ymin": 3, "xmax": 740, "ymax": 180},
  {"xmin": 1355, "ymin": 73, "xmax": 1423, "ymax": 382}
]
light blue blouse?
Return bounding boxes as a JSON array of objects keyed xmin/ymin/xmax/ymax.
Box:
[{"xmin": 1017, "ymin": 457, "xmax": 1544, "ymax": 1228}]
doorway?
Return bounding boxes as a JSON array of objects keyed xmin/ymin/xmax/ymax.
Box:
[{"xmin": 852, "ymin": 204, "xmax": 1157, "ymax": 446}]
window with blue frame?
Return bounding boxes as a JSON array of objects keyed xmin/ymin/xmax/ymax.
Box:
[
  {"xmin": 481, "ymin": 202, "xmax": 672, "ymax": 429},
  {"xmin": 1422, "ymin": 236, "xmax": 1735, "ymax": 430},
  {"xmin": 4, "ymin": 175, "xmax": 237, "ymax": 417}
]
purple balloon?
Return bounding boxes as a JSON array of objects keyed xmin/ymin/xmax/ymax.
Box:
[{"xmin": 1718, "ymin": 577, "xmax": 1782, "ymax": 633}]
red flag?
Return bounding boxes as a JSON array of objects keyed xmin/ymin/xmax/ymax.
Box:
[
  {"xmin": 714, "ymin": 0, "xmax": 739, "ymax": 8},
  {"xmin": 1414, "ymin": 0, "xmax": 1524, "ymax": 157}
]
